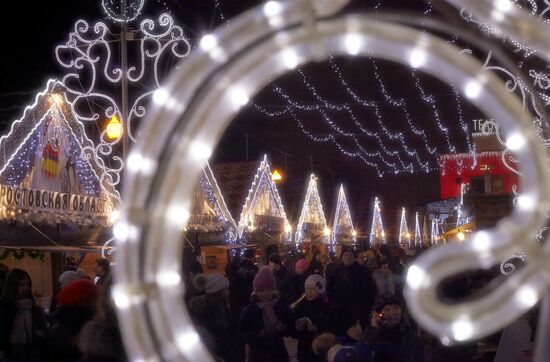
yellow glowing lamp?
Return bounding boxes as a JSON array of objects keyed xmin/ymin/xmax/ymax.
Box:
[
  {"xmin": 285, "ymin": 224, "xmax": 292, "ymax": 233},
  {"xmin": 50, "ymin": 93, "xmax": 64, "ymax": 106},
  {"xmin": 352, "ymin": 230, "xmax": 357, "ymax": 237},
  {"xmin": 457, "ymin": 231, "xmax": 465, "ymax": 241},
  {"xmin": 106, "ymin": 115, "xmax": 123, "ymax": 140},
  {"xmin": 271, "ymin": 169, "xmax": 282, "ymax": 182},
  {"xmin": 323, "ymin": 227, "xmax": 331, "ymax": 236}
]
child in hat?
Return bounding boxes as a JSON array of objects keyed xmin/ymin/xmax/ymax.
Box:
[
  {"xmin": 238, "ymin": 266, "xmax": 293, "ymax": 362},
  {"xmin": 293, "ymin": 274, "xmax": 333, "ymax": 362}
]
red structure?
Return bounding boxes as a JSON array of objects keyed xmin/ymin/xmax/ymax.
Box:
[{"xmin": 439, "ymin": 151, "xmax": 519, "ymax": 199}]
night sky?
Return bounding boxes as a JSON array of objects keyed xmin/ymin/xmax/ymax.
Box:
[{"xmin": 0, "ymin": 0, "xmax": 487, "ymax": 238}]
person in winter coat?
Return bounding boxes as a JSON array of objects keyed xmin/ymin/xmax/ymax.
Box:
[
  {"xmin": 232, "ymin": 249, "xmax": 259, "ymax": 315},
  {"xmin": 292, "ymin": 274, "xmax": 333, "ymax": 362},
  {"xmin": 0, "ymin": 268, "xmax": 47, "ymax": 362},
  {"xmin": 372, "ymin": 261, "xmax": 396, "ymax": 297},
  {"xmin": 292, "ymin": 258, "xmax": 310, "ymax": 298},
  {"xmin": 188, "ymin": 273, "xmax": 240, "ymax": 362},
  {"xmin": 357, "ymin": 293, "xmax": 426, "ymax": 362},
  {"xmin": 78, "ymin": 274, "xmax": 127, "ymax": 362},
  {"xmin": 327, "ymin": 250, "xmax": 376, "ymax": 336},
  {"xmin": 42, "ymin": 279, "xmax": 98, "ymax": 362},
  {"xmin": 238, "ymin": 266, "xmax": 293, "ymax": 362}
]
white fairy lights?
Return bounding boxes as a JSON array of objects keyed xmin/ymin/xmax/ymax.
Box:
[
  {"xmin": 332, "ymin": 185, "xmax": 356, "ymax": 246},
  {"xmin": 369, "ymin": 197, "xmax": 386, "ymax": 245},
  {"xmin": 295, "ymin": 174, "xmax": 330, "ymax": 246},
  {"xmin": 238, "ymin": 155, "xmax": 291, "ymax": 241},
  {"xmin": 398, "ymin": 207, "xmax": 411, "ymax": 247},
  {"xmin": 114, "ymin": 0, "xmax": 550, "ymax": 360}
]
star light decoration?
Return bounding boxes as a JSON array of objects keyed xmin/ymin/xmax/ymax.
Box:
[
  {"xmin": 55, "ymin": 9, "xmax": 191, "ymax": 185},
  {"xmin": 331, "ymin": 184, "xmax": 356, "ymax": 246},
  {"xmin": 238, "ymin": 155, "xmax": 291, "ymax": 241},
  {"xmin": 295, "ymin": 174, "xmax": 330, "ymax": 247}
]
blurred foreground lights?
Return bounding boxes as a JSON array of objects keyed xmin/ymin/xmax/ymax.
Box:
[
  {"xmin": 472, "ymin": 231, "xmax": 491, "ymax": 252},
  {"xmin": 505, "ymin": 133, "xmax": 526, "ymax": 151},
  {"xmin": 127, "ymin": 153, "xmax": 156, "ymax": 175},
  {"xmin": 457, "ymin": 231, "xmax": 465, "ymax": 241},
  {"xmin": 409, "ymin": 48, "xmax": 427, "ymax": 69},
  {"xmin": 156, "ymin": 271, "xmax": 182, "ymax": 287},
  {"xmin": 464, "ymin": 79, "xmax": 482, "ymax": 99},
  {"xmin": 263, "ymin": 1, "xmax": 283, "ymax": 18},
  {"xmin": 494, "ymin": 0, "xmax": 513, "ymax": 13},
  {"xmin": 190, "ymin": 140, "xmax": 213, "ymax": 160},
  {"xmin": 153, "ymin": 88, "xmax": 169, "ymax": 105},
  {"xmin": 345, "ymin": 34, "xmax": 362, "ymax": 56},
  {"xmin": 112, "ymin": 285, "xmax": 144, "ymax": 309},
  {"xmin": 199, "ymin": 34, "xmax": 218, "ymax": 51},
  {"xmin": 114, "ymin": 221, "xmax": 131, "ymax": 242},
  {"xmin": 230, "ymin": 87, "xmax": 250, "ymax": 109},
  {"xmin": 406, "ymin": 265, "xmax": 429, "ymax": 290},
  {"xmin": 517, "ymin": 285, "xmax": 538, "ymax": 308},
  {"xmin": 282, "ymin": 50, "xmax": 299, "ymax": 70},
  {"xmin": 168, "ymin": 204, "xmax": 190, "ymax": 228},
  {"xmin": 517, "ymin": 194, "xmax": 535, "ymax": 211},
  {"xmin": 452, "ymin": 318, "xmax": 474, "ymax": 342},
  {"xmin": 108, "ymin": 209, "xmax": 121, "ymax": 225},
  {"xmin": 176, "ymin": 330, "xmax": 200, "ymax": 351}
]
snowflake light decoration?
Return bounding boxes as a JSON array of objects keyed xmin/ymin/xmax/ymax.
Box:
[{"xmin": 55, "ymin": 12, "xmax": 191, "ymax": 185}]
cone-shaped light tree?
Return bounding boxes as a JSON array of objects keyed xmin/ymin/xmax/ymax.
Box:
[
  {"xmin": 332, "ymin": 184, "xmax": 356, "ymax": 246},
  {"xmin": 398, "ymin": 207, "xmax": 411, "ymax": 248},
  {"xmin": 295, "ymin": 174, "xmax": 330, "ymax": 246},
  {"xmin": 369, "ymin": 197, "xmax": 386, "ymax": 245},
  {"xmin": 414, "ymin": 212, "xmax": 422, "ymax": 247}
]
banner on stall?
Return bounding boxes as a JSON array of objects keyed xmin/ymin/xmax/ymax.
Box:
[{"xmin": 0, "ymin": 184, "xmax": 110, "ymax": 216}]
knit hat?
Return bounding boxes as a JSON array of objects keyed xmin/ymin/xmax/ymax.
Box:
[
  {"xmin": 295, "ymin": 258, "xmax": 309, "ymax": 271},
  {"xmin": 305, "ymin": 274, "xmax": 326, "ymax": 294},
  {"xmin": 57, "ymin": 279, "xmax": 98, "ymax": 308},
  {"xmin": 59, "ymin": 270, "xmax": 81, "ymax": 288},
  {"xmin": 253, "ymin": 266, "xmax": 276, "ymax": 292}
]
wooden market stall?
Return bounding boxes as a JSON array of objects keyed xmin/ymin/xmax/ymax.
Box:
[
  {"xmin": 237, "ymin": 155, "xmax": 294, "ymax": 260},
  {"xmin": 183, "ymin": 161, "xmax": 242, "ymax": 274},
  {"xmin": 0, "ymin": 80, "xmax": 119, "ymax": 302}
]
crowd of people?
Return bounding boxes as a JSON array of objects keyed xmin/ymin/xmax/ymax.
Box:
[
  {"xmin": 0, "ymin": 243, "xmax": 490, "ymax": 362},
  {"xmin": 0, "ymin": 257, "xmax": 126, "ymax": 362},
  {"xmin": 184, "ymin": 244, "xmax": 445, "ymax": 362}
]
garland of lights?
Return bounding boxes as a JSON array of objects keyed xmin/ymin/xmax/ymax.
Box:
[
  {"xmin": 369, "ymin": 197, "xmax": 386, "ymax": 245},
  {"xmin": 253, "ymin": 54, "xmax": 476, "ymax": 176},
  {"xmin": 295, "ymin": 174, "xmax": 330, "ymax": 246},
  {"xmin": 237, "ymin": 155, "xmax": 291, "ymax": 241},
  {"xmin": 331, "ymin": 184, "xmax": 356, "ymax": 246}
]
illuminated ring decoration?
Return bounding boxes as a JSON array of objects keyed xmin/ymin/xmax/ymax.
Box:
[
  {"xmin": 114, "ymin": 0, "xmax": 550, "ymax": 360},
  {"xmin": 441, "ymin": 0, "xmax": 550, "ymax": 61}
]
